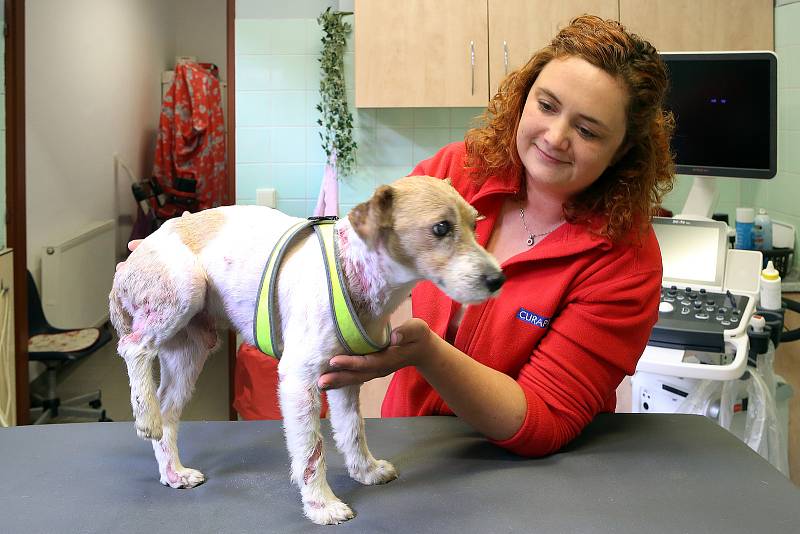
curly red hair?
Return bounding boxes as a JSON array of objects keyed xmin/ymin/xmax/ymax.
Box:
[{"xmin": 465, "ymin": 15, "xmax": 675, "ymax": 242}]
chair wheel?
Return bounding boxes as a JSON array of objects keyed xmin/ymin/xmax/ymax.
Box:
[{"xmin": 89, "ymin": 400, "xmax": 102, "ymax": 409}]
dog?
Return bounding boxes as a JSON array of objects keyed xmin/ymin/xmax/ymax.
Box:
[{"xmin": 109, "ymin": 175, "xmax": 505, "ymax": 525}]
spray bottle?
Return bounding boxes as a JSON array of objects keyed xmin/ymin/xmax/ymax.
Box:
[{"xmin": 753, "ymin": 208, "xmax": 773, "ymax": 251}]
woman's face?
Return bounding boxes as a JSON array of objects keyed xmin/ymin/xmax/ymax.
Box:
[{"xmin": 516, "ymin": 56, "xmax": 629, "ymax": 200}]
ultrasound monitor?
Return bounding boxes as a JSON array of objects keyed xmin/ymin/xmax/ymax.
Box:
[
  {"xmin": 660, "ymin": 51, "xmax": 778, "ymax": 217},
  {"xmin": 662, "ymin": 51, "xmax": 777, "ymax": 179}
]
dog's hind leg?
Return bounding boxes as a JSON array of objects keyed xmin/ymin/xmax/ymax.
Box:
[
  {"xmin": 113, "ymin": 240, "xmax": 208, "ymax": 443},
  {"xmin": 279, "ymin": 365, "xmax": 354, "ymax": 525},
  {"xmin": 151, "ymin": 312, "xmax": 217, "ymax": 488},
  {"xmin": 119, "ymin": 338, "xmax": 162, "ymax": 441},
  {"xmin": 327, "ymin": 385, "xmax": 398, "ymax": 485}
]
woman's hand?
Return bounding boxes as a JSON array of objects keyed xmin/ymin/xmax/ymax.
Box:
[
  {"xmin": 115, "ymin": 239, "xmax": 143, "ymax": 271},
  {"xmin": 318, "ymin": 318, "xmax": 436, "ymax": 390}
]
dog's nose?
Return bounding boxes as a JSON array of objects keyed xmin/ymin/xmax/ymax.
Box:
[{"xmin": 483, "ymin": 272, "xmax": 505, "ymax": 293}]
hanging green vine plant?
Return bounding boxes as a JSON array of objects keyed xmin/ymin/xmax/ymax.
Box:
[{"xmin": 316, "ymin": 8, "xmax": 357, "ymax": 177}]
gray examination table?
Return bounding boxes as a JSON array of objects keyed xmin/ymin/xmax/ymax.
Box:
[{"xmin": 1, "ymin": 414, "xmax": 798, "ymax": 532}]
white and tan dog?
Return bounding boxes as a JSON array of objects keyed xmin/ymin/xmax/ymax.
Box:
[{"xmin": 109, "ymin": 175, "xmax": 504, "ymax": 525}]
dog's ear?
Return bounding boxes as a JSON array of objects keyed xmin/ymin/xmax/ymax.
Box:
[{"xmin": 349, "ymin": 185, "xmax": 394, "ymax": 247}]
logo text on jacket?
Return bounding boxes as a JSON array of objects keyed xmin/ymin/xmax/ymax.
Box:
[{"xmin": 516, "ymin": 308, "xmax": 550, "ymax": 329}]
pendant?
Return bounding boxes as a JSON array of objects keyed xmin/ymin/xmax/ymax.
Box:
[{"xmin": 526, "ymin": 235, "xmax": 534, "ymax": 246}]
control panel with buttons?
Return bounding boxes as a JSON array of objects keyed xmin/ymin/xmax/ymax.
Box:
[{"xmin": 649, "ymin": 286, "xmax": 750, "ymax": 352}]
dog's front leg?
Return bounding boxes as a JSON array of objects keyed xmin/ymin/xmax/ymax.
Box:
[
  {"xmin": 279, "ymin": 372, "xmax": 354, "ymax": 525},
  {"xmin": 327, "ymin": 385, "xmax": 398, "ymax": 485},
  {"xmin": 150, "ymin": 323, "xmax": 213, "ymax": 489}
]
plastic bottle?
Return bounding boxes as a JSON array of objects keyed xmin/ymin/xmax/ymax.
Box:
[
  {"xmin": 760, "ymin": 260, "xmax": 782, "ymax": 310},
  {"xmin": 735, "ymin": 207, "xmax": 755, "ymax": 250},
  {"xmin": 753, "ymin": 208, "xmax": 773, "ymax": 251}
]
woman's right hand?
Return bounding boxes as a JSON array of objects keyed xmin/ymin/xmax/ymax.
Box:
[
  {"xmin": 115, "ymin": 240, "xmax": 143, "ymax": 271},
  {"xmin": 317, "ymin": 318, "xmax": 436, "ymax": 390}
]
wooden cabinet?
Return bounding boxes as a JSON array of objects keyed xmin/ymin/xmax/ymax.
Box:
[
  {"xmin": 355, "ymin": 0, "xmax": 616, "ymax": 107},
  {"xmin": 355, "ymin": 0, "xmax": 774, "ymax": 108},
  {"xmin": 619, "ymin": 0, "xmax": 773, "ymax": 52},
  {"xmin": 354, "ymin": 0, "xmax": 488, "ymax": 108},
  {"xmin": 488, "ymin": 0, "xmax": 618, "ymax": 97}
]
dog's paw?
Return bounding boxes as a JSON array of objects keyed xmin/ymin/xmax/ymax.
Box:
[
  {"xmin": 160, "ymin": 466, "xmax": 206, "ymax": 489},
  {"xmin": 351, "ymin": 459, "xmax": 398, "ymax": 485},
  {"xmin": 304, "ymin": 498, "xmax": 355, "ymax": 525}
]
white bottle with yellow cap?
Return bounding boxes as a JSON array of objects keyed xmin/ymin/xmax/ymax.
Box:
[{"xmin": 760, "ymin": 260, "xmax": 782, "ymax": 310}]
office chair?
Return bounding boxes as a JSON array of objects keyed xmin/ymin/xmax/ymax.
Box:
[{"xmin": 27, "ymin": 270, "xmax": 112, "ymax": 424}]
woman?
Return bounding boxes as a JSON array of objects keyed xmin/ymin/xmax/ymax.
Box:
[{"xmin": 317, "ymin": 15, "xmax": 675, "ymax": 457}]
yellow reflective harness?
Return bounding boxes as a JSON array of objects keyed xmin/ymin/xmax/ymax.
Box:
[{"xmin": 253, "ymin": 217, "xmax": 391, "ymax": 359}]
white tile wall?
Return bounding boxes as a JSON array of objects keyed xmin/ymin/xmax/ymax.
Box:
[{"xmin": 234, "ymin": 16, "xmax": 483, "ymax": 216}]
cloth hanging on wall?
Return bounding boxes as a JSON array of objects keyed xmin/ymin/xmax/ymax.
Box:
[
  {"xmin": 152, "ymin": 62, "xmax": 227, "ymax": 212},
  {"xmin": 313, "ymin": 151, "xmax": 339, "ymax": 217}
]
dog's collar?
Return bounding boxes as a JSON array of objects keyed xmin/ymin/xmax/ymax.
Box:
[{"xmin": 253, "ymin": 217, "xmax": 391, "ymax": 359}]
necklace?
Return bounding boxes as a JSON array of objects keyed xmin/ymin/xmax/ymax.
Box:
[{"xmin": 518, "ymin": 201, "xmax": 559, "ymax": 247}]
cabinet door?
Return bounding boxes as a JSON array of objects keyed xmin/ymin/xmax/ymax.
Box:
[
  {"xmin": 488, "ymin": 0, "xmax": 619, "ymax": 96},
  {"xmin": 355, "ymin": 0, "xmax": 489, "ymax": 107},
  {"xmin": 619, "ymin": 0, "xmax": 773, "ymax": 52}
]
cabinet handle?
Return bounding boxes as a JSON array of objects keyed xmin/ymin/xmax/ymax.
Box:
[
  {"xmin": 503, "ymin": 41, "xmax": 509, "ymax": 75},
  {"xmin": 470, "ymin": 40, "xmax": 475, "ymax": 95}
]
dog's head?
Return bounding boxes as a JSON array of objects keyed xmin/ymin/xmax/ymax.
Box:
[{"xmin": 348, "ymin": 175, "xmax": 504, "ymax": 304}]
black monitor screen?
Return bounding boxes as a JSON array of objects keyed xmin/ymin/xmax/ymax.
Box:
[{"xmin": 661, "ymin": 52, "xmax": 777, "ymax": 179}]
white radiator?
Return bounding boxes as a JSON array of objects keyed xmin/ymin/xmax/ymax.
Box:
[{"xmin": 41, "ymin": 220, "xmax": 116, "ymax": 329}]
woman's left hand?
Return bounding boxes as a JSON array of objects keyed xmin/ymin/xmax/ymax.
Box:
[{"xmin": 318, "ymin": 318, "xmax": 436, "ymax": 390}]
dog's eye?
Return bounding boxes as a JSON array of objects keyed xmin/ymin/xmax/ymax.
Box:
[{"xmin": 432, "ymin": 221, "xmax": 452, "ymax": 237}]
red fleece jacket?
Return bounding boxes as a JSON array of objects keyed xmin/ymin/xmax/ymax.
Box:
[{"xmin": 381, "ymin": 142, "xmax": 663, "ymax": 457}]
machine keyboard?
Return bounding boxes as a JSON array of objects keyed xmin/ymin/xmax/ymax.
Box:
[{"xmin": 650, "ymin": 286, "xmax": 750, "ymax": 352}]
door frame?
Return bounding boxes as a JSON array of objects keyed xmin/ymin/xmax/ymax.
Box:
[
  {"xmin": 5, "ymin": 0, "xmax": 28, "ymax": 425},
  {"xmin": 226, "ymin": 0, "xmax": 237, "ymax": 420}
]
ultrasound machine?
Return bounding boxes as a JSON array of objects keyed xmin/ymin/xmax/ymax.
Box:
[
  {"xmin": 629, "ymin": 51, "xmax": 792, "ymax": 473},
  {"xmin": 639, "ymin": 217, "xmax": 761, "ymax": 381}
]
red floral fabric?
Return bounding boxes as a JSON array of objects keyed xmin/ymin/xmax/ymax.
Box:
[{"xmin": 153, "ymin": 62, "xmax": 227, "ymax": 210}]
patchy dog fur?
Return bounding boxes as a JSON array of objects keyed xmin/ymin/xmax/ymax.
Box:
[{"xmin": 109, "ymin": 175, "xmax": 504, "ymax": 525}]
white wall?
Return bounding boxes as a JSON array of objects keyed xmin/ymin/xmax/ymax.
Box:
[
  {"xmin": 172, "ymin": 0, "xmax": 228, "ymax": 84},
  {"xmin": 25, "ymin": 0, "xmax": 228, "ymax": 286},
  {"xmin": 237, "ymin": 0, "xmax": 338, "ymax": 19},
  {"xmin": 26, "ymin": 0, "xmax": 174, "ymax": 283}
]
